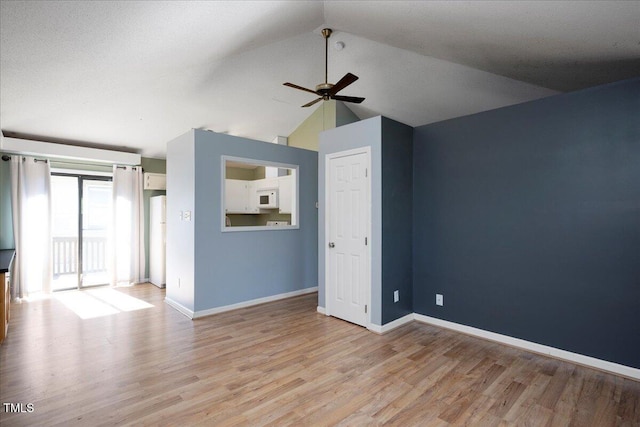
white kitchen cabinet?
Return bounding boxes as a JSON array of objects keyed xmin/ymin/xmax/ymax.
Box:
[
  {"xmin": 226, "ymin": 175, "xmax": 295, "ymax": 215},
  {"xmin": 255, "ymin": 177, "xmax": 279, "ymax": 190},
  {"xmin": 225, "ymin": 179, "xmax": 249, "ymax": 213},
  {"xmin": 278, "ymin": 175, "xmax": 293, "ymax": 214},
  {"xmin": 247, "ymin": 181, "xmax": 259, "ymax": 213},
  {"xmin": 144, "ymin": 172, "xmax": 166, "ymax": 190},
  {"xmin": 225, "ymin": 179, "xmax": 260, "ymax": 213}
]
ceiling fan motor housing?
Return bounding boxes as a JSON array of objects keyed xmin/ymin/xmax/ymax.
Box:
[{"xmin": 316, "ymin": 82, "xmax": 334, "ymax": 98}]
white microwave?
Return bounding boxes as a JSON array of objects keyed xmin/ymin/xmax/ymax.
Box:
[{"xmin": 257, "ymin": 189, "xmax": 278, "ymax": 209}]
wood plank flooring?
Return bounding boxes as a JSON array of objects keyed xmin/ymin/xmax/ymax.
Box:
[{"xmin": 1, "ymin": 284, "xmax": 638, "ymax": 426}]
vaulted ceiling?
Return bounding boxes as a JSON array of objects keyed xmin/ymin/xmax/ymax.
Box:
[{"xmin": 1, "ymin": 1, "xmax": 638, "ymax": 158}]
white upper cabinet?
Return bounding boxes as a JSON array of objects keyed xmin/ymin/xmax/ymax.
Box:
[
  {"xmin": 278, "ymin": 175, "xmax": 293, "ymax": 214},
  {"xmin": 247, "ymin": 181, "xmax": 259, "ymax": 213},
  {"xmin": 225, "ymin": 179, "xmax": 260, "ymax": 213},
  {"xmin": 225, "ymin": 179, "xmax": 249, "ymax": 213},
  {"xmin": 255, "ymin": 177, "xmax": 279, "ymax": 190},
  {"xmin": 144, "ymin": 173, "xmax": 166, "ymax": 190}
]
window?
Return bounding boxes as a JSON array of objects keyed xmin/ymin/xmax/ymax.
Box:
[{"xmin": 221, "ymin": 156, "xmax": 298, "ymax": 231}]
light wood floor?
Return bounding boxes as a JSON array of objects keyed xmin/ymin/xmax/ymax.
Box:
[{"xmin": 0, "ymin": 284, "xmax": 638, "ymax": 426}]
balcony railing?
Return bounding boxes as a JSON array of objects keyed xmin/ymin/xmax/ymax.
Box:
[{"xmin": 53, "ymin": 236, "xmax": 108, "ymax": 276}]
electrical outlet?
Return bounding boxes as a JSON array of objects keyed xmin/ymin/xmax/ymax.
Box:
[
  {"xmin": 184, "ymin": 210, "xmax": 192, "ymax": 221},
  {"xmin": 393, "ymin": 290, "xmax": 399, "ymax": 303},
  {"xmin": 436, "ymin": 294, "xmax": 443, "ymax": 306}
]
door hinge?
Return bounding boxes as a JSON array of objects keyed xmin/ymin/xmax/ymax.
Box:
[
  {"xmin": 365, "ymin": 237, "xmax": 368, "ymax": 246},
  {"xmin": 365, "ymin": 168, "xmax": 368, "ymax": 177},
  {"xmin": 365, "ymin": 304, "xmax": 368, "ymax": 314}
]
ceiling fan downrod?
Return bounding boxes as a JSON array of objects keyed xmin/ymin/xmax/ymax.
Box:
[
  {"xmin": 317, "ymin": 28, "xmax": 334, "ymax": 99},
  {"xmin": 322, "ymin": 28, "xmax": 332, "ymax": 86}
]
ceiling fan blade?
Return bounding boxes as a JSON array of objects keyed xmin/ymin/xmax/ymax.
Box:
[
  {"xmin": 328, "ymin": 73, "xmax": 359, "ymax": 96},
  {"xmin": 332, "ymin": 95, "xmax": 365, "ymax": 104},
  {"xmin": 284, "ymin": 82, "xmax": 318, "ymax": 95},
  {"xmin": 302, "ymin": 97, "xmax": 323, "ymax": 107}
]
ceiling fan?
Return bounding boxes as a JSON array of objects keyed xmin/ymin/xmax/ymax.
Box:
[{"xmin": 284, "ymin": 28, "xmax": 365, "ymax": 108}]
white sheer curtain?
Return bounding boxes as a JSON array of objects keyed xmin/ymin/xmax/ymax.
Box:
[
  {"xmin": 110, "ymin": 165, "xmax": 144, "ymax": 286},
  {"xmin": 10, "ymin": 156, "xmax": 52, "ymax": 298}
]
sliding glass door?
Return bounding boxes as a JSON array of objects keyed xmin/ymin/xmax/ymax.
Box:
[
  {"xmin": 51, "ymin": 174, "xmax": 112, "ymax": 290},
  {"xmin": 51, "ymin": 175, "xmax": 79, "ymax": 290},
  {"xmin": 81, "ymin": 179, "xmax": 111, "ymax": 286}
]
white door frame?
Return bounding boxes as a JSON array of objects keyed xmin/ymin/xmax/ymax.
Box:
[{"xmin": 325, "ymin": 146, "xmax": 372, "ymax": 327}]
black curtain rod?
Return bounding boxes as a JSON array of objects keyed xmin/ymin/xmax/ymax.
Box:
[
  {"xmin": 2, "ymin": 154, "xmax": 48, "ymax": 163},
  {"xmin": 3, "ymin": 155, "xmax": 140, "ymax": 170}
]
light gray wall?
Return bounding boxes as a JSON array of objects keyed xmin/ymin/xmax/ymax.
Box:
[
  {"xmin": 335, "ymin": 102, "xmax": 360, "ymax": 128},
  {"xmin": 318, "ymin": 117, "xmax": 383, "ymax": 325},
  {"xmin": 166, "ymin": 131, "xmax": 196, "ymax": 310},
  {"xmin": 187, "ymin": 130, "xmax": 318, "ymax": 312}
]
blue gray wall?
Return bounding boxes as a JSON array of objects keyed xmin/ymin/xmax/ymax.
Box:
[
  {"xmin": 412, "ymin": 78, "xmax": 640, "ymax": 368},
  {"xmin": 381, "ymin": 118, "xmax": 413, "ymax": 324},
  {"xmin": 191, "ymin": 130, "xmax": 318, "ymax": 312}
]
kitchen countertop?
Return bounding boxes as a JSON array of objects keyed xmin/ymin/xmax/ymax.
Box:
[{"xmin": 0, "ymin": 250, "xmax": 15, "ymax": 273}]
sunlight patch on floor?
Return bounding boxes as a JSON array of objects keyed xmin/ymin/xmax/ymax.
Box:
[{"xmin": 54, "ymin": 288, "xmax": 154, "ymax": 319}]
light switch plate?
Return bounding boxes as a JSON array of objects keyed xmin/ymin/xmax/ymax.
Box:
[{"xmin": 436, "ymin": 294, "xmax": 443, "ymax": 306}]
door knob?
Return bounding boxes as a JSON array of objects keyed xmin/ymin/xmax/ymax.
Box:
[{"xmin": 328, "ymin": 242, "xmax": 335, "ymax": 248}]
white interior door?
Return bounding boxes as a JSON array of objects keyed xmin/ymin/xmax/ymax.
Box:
[{"xmin": 326, "ymin": 148, "xmax": 370, "ymax": 327}]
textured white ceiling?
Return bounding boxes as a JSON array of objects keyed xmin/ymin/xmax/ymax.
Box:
[
  {"xmin": 326, "ymin": 1, "xmax": 640, "ymax": 91},
  {"xmin": 1, "ymin": 1, "xmax": 638, "ymax": 159}
]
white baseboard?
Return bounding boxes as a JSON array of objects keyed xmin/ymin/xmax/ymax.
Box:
[
  {"xmin": 192, "ymin": 287, "xmax": 318, "ymax": 319},
  {"xmin": 413, "ymin": 313, "xmax": 640, "ymax": 381},
  {"xmin": 164, "ymin": 297, "xmax": 195, "ymax": 319},
  {"xmin": 368, "ymin": 313, "xmax": 414, "ymax": 334},
  {"xmin": 141, "ymin": 278, "xmax": 166, "ymax": 288},
  {"xmin": 167, "ymin": 290, "xmax": 638, "ymax": 381}
]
